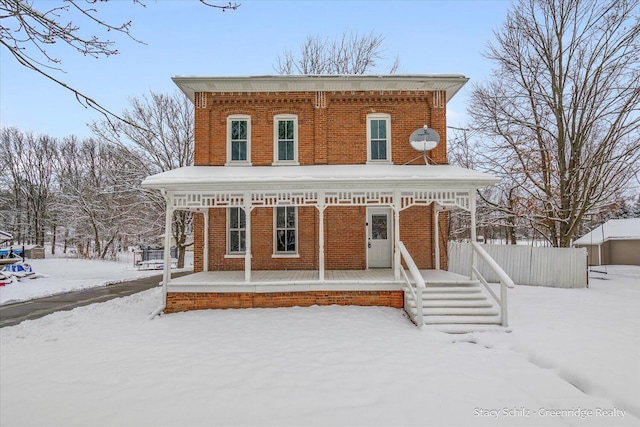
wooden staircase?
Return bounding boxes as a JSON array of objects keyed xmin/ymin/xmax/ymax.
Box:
[{"xmin": 403, "ymin": 278, "xmax": 507, "ymax": 333}]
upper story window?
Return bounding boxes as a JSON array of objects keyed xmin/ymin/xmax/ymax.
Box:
[
  {"xmin": 227, "ymin": 115, "xmax": 251, "ymax": 165},
  {"xmin": 273, "ymin": 115, "xmax": 298, "ymax": 165},
  {"xmin": 367, "ymin": 113, "xmax": 391, "ymax": 164}
]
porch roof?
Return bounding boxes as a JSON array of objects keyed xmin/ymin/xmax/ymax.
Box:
[{"xmin": 141, "ymin": 164, "xmax": 499, "ymax": 192}]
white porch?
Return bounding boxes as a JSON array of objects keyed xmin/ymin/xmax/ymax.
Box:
[
  {"xmin": 142, "ymin": 164, "xmax": 515, "ymax": 329},
  {"xmin": 166, "ymin": 268, "xmax": 472, "ymax": 292}
]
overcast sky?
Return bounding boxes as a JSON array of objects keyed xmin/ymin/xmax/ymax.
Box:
[{"xmin": 0, "ymin": 0, "xmax": 513, "ymax": 139}]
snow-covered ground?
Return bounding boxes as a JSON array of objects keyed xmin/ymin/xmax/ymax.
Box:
[
  {"xmin": 0, "ymin": 251, "xmax": 194, "ymax": 305},
  {"xmin": 1, "ymin": 263, "xmax": 639, "ymax": 426}
]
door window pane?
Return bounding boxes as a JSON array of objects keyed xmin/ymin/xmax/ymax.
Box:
[{"xmin": 371, "ymin": 214, "xmax": 388, "ymax": 240}]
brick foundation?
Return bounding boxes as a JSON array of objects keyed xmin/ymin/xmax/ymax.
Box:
[{"xmin": 165, "ymin": 290, "xmax": 404, "ymax": 313}]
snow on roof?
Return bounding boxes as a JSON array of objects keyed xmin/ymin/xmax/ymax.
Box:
[
  {"xmin": 141, "ymin": 164, "xmax": 499, "ymax": 192},
  {"xmin": 573, "ymin": 218, "xmax": 640, "ymax": 245},
  {"xmin": 172, "ymin": 74, "xmax": 469, "ymax": 104}
]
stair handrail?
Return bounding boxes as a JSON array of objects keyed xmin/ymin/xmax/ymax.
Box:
[
  {"xmin": 397, "ymin": 241, "xmax": 425, "ymax": 327},
  {"xmin": 471, "ymin": 242, "xmax": 514, "ymax": 326}
]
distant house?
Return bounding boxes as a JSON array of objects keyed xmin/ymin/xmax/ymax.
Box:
[
  {"xmin": 142, "ymin": 74, "xmax": 514, "ymax": 329},
  {"xmin": 573, "ymin": 218, "xmax": 640, "ymax": 266}
]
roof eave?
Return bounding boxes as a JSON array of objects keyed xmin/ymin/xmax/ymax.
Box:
[{"xmin": 172, "ymin": 74, "xmax": 469, "ymax": 103}]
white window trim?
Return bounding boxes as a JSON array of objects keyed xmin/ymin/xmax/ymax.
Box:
[
  {"xmin": 273, "ymin": 206, "xmax": 298, "ymax": 255},
  {"xmin": 226, "ymin": 207, "xmax": 246, "ymax": 255},
  {"xmin": 226, "ymin": 115, "xmax": 252, "ymax": 166},
  {"xmin": 272, "ymin": 114, "xmax": 300, "ymax": 165},
  {"xmin": 366, "ymin": 113, "xmax": 392, "ymax": 164}
]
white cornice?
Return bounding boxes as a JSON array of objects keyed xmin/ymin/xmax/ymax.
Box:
[{"xmin": 172, "ymin": 74, "xmax": 469, "ymax": 104}]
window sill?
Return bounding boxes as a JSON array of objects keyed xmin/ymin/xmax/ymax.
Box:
[
  {"xmin": 224, "ymin": 254, "xmax": 249, "ymax": 259},
  {"xmin": 366, "ymin": 160, "xmax": 392, "ymax": 165},
  {"xmin": 271, "ymin": 253, "xmax": 300, "ymax": 259},
  {"xmin": 224, "ymin": 162, "xmax": 253, "ymax": 167},
  {"xmin": 271, "ymin": 161, "xmax": 300, "ymax": 166}
]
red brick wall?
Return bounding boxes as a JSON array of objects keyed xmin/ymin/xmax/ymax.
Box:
[
  {"xmin": 190, "ymin": 90, "xmax": 448, "ymax": 273},
  {"xmin": 165, "ymin": 290, "xmax": 404, "ymax": 312}
]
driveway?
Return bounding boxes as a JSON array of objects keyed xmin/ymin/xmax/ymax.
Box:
[{"xmin": 0, "ymin": 272, "xmax": 190, "ymax": 327}]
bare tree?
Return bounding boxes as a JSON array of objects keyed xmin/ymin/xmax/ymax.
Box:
[
  {"xmin": 274, "ymin": 30, "xmax": 400, "ymax": 75},
  {"xmin": 0, "ymin": 0, "xmax": 238, "ymax": 124},
  {"xmin": 57, "ymin": 137, "xmax": 146, "ymax": 259},
  {"xmin": 1, "ymin": 128, "xmax": 58, "ymax": 246},
  {"xmin": 469, "ymin": 0, "xmax": 640, "ymax": 247},
  {"xmin": 90, "ymin": 91, "xmax": 194, "ymax": 267}
]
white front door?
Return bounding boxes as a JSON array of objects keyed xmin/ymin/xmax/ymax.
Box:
[{"xmin": 367, "ymin": 208, "xmax": 392, "ymax": 268}]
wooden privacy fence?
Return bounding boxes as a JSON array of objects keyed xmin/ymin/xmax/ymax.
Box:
[{"xmin": 448, "ymin": 242, "xmax": 588, "ymax": 288}]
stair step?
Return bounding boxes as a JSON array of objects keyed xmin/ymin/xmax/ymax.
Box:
[
  {"xmin": 423, "ymin": 315, "xmax": 502, "ymax": 325},
  {"xmin": 422, "ymin": 293, "xmax": 487, "ymax": 300},
  {"xmin": 407, "ymin": 299, "xmax": 493, "ymax": 308},
  {"xmin": 408, "ymin": 306, "xmax": 499, "ymax": 316},
  {"xmin": 421, "ymin": 287, "xmax": 481, "ymax": 293},
  {"xmin": 424, "ymin": 281, "xmax": 480, "ymax": 287},
  {"xmin": 423, "ymin": 307, "xmax": 499, "ymax": 316},
  {"xmin": 423, "ymin": 324, "xmax": 511, "ymax": 334}
]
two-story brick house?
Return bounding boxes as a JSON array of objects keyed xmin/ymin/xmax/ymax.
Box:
[{"xmin": 143, "ymin": 75, "xmax": 512, "ymax": 330}]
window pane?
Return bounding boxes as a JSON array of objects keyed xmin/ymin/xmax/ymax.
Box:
[
  {"xmin": 286, "ymin": 121, "xmax": 294, "ymax": 139},
  {"xmin": 286, "ymin": 230, "xmax": 296, "ymax": 251},
  {"xmin": 238, "ymin": 208, "xmax": 245, "ymax": 228},
  {"xmin": 230, "ymin": 207, "xmax": 238, "ymax": 228},
  {"xmin": 277, "ymin": 207, "xmax": 286, "ymax": 228},
  {"xmin": 232, "ymin": 120, "xmax": 247, "ymax": 140},
  {"xmin": 232, "ymin": 141, "xmax": 246, "ymax": 161},
  {"xmin": 230, "ymin": 232, "xmax": 239, "ymax": 252},
  {"xmin": 287, "ymin": 208, "xmax": 295, "ymax": 227},
  {"xmin": 276, "ymin": 230, "xmax": 286, "ymax": 252},
  {"xmin": 372, "ymin": 214, "xmax": 388, "ymax": 240},
  {"xmin": 239, "ymin": 230, "xmax": 246, "ymax": 252}
]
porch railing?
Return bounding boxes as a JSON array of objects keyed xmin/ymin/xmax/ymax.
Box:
[
  {"xmin": 397, "ymin": 241, "xmax": 425, "ymax": 327},
  {"xmin": 471, "ymin": 242, "xmax": 515, "ymax": 326}
]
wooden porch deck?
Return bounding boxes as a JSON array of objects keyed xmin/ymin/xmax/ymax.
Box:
[{"xmin": 167, "ymin": 269, "xmax": 472, "ymax": 293}]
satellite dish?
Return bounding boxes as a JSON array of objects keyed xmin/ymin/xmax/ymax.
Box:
[{"xmin": 409, "ymin": 126, "xmax": 440, "ymax": 152}]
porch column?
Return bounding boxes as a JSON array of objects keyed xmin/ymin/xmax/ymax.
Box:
[
  {"xmin": 244, "ymin": 193, "xmax": 252, "ymax": 282},
  {"xmin": 470, "ymin": 190, "xmax": 477, "ymax": 278},
  {"xmin": 202, "ymin": 209, "xmax": 209, "ymax": 272},
  {"xmin": 434, "ymin": 203, "xmax": 440, "ymax": 270},
  {"xmin": 161, "ymin": 192, "xmax": 173, "ymax": 307},
  {"xmin": 394, "ymin": 190, "xmax": 401, "ymax": 281},
  {"xmin": 317, "ymin": 192, "xmax": 326, "ymax": 282}
]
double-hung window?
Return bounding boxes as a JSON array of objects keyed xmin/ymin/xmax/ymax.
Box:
[
  {"xmin": 227, "ymin": 207, "xmax": 246, "ymax": 254},
  {"xmin": 275, "ymin": 206, "xmax": 297, "ymax": 254},
  {"xmin": 227, "ymin": 115, "xmax": 251, "ymax": 164},
  {"xmin": 273, "ymin": 115, "xmax": 298, "ymax": 165},
  {"xmin": 367, "ymin": 113, "xmax": 391, "ymax": 163}
]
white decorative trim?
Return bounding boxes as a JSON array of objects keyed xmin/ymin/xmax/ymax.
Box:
[
  {"xmin": 170, "ymin": 189, "xmax": 471, "ymax": 212},
  {"xmin": 325, "ymin": 190, "xmax": 395, "ymax": 206},
  {"xmin": 399, "ymin": 190, "xmax": 470, "ymax": 211},
  {"xmin": 315, "ymin": 91, "xmax": 326, "ymax": 109}
]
